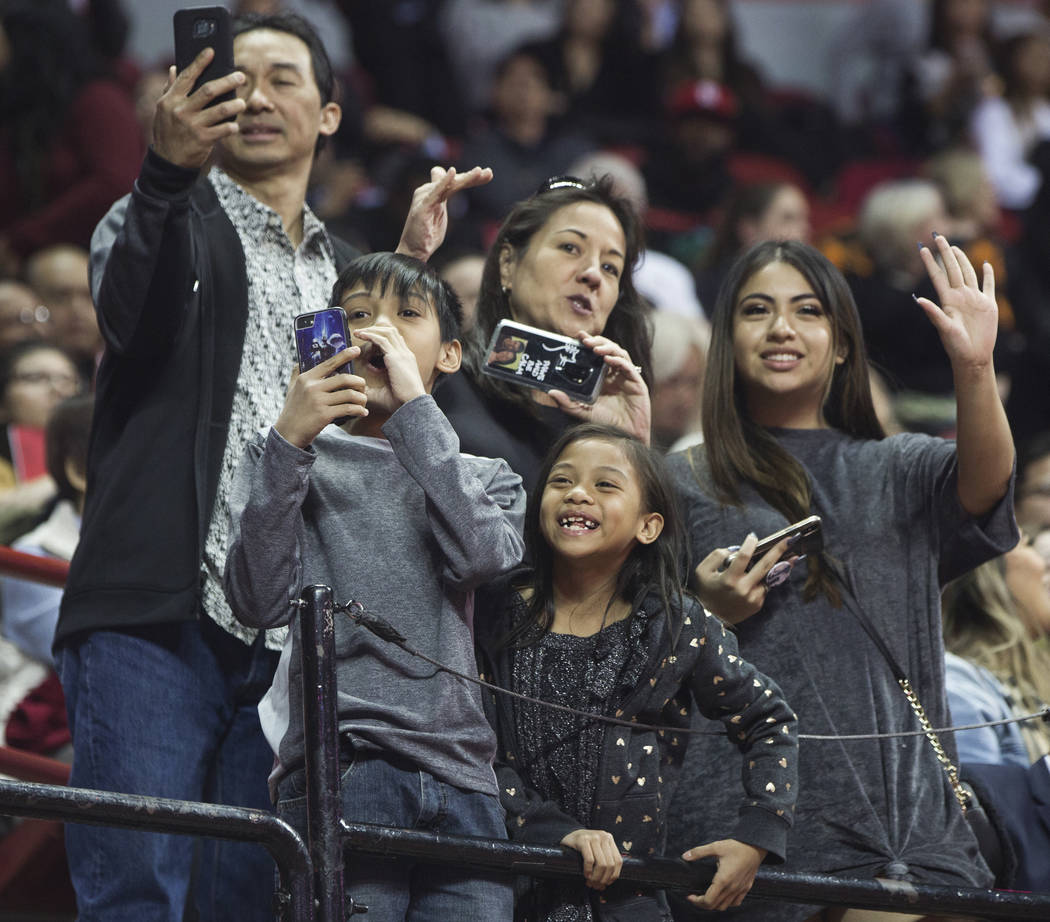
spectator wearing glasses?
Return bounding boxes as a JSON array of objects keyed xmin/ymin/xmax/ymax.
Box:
[{"xmin": 0, "ymin": 340, "xmax": 82, "ymax": 543}]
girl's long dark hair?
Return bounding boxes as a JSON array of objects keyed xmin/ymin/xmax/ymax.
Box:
[
  {"xmin": 688, "ymin": 240, "xmax": 885, "ymax": 604},
  {"xmin": 471, "ymin": 174, "xmax": 652, "ymax": 414},
  {"xmin": 509, "ymin": 423, "xmax": 687, "ymax": 647}
]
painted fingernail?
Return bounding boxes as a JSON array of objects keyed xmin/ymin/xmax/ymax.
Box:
[
  {"xmin": 765, "ymin": 561, "xmax": 792, "ymax": 588},
  {"xmin": 911, "ymin": 293, "xmax": 919, "ymax": 302},
  {"xmin": 931, "ymin": 230, "xmax": 940, "ymax": 238},
  {"xmin": 917, "ymin": 241, "xmax": 925, "ymax": 251},
  {"xmin": 786, "ymin": 531, "xmax": 802, "ymax": 547}
]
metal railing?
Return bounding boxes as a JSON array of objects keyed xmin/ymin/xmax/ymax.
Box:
[
  {"xmin": 297, "ymin": 584, "xmax": 1050, "ymax": 921},
  {"xmin": 2, "ymin": 565, "xmax": 1050, "ymax": 920}
]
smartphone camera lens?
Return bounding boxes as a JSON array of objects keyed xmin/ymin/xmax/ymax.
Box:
[
  {"xmin": 561, "ymin": 363, "xmax": 594, "ymax": 386},
  {"xmin": 192, "ymin": 18, "xmax": 217, "ymax": 39}
]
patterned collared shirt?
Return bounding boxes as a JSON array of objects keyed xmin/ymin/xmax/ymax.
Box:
[{"xmin": 201, "ymin": 168, "xmax": 337, "ymax": 650}]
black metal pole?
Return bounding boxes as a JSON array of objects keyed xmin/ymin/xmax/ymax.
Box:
[
  {"xmin": 0, "ymin": 779, "xmax": 313, "ymax": 922},
  {"xmin": 299, "ymin": 584, "xmax": 347, "ymax": 922},
  {"xmin": 339, "ymin": 822, "xmax": 1050, "ymax": 920}
]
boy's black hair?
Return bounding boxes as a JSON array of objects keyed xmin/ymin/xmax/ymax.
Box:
[
  {"xmin": 45, "ymin": 394, "xmax": 94, "ymax": 503},
  {"xmin": 331, "ymin": 252, "xmax": 463, "ymax": 344},
  {"xmin": 508, "ymin": 422, "xmax": 688, "ymax": 648}
]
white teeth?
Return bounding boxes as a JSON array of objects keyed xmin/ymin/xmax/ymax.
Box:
[
  {"xmin": 559, "ymin": 515, "xmax": 597, "ymax": 530},
  {"xmin": 764, "ymin": 353, "xmax": 800, "ymax": 361}
]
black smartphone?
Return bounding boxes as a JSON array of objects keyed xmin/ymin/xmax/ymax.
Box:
[
  {"xmin": 721, "ymin": 515, "xmax": 823, "ymax": 572},
  {"xmin": 294, "ymin": 307, "xmax": 353, "ymax": 376},
  {"xmin": 173, "ymin": 6, "xmax": 235, "ymax": 109},
  {"xmin": 480, "ymin": 319, "xmax": 608, "ymax": 404}
]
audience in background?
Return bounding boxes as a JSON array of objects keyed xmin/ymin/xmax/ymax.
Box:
[
  {"xmin": 902, "ymin": 0, "xmax": 999, "ymax": 155},
  {"xmin": 0, "ymin": 341, "xmax": 82, "ymax": 545},
  {"xmin": 1, "ymin": 394, "xmax": 92, "ymax": 758},
  {"xmin": 0, "ymin": 1, "xmax": 142, "ymax": 276},
  {"xmin": 970, "ymin": 25, "xmax": 1050, "ymax": 212},
  {"xmin": 648, "ymin": 309, "xmax": 708, "ymax": 452},
  {"xmin": 696, "ymin": 180, "xmax": 811, "ymax": 308},
  {"xmin": 24, "ymin": 246, "xmax": 101, "ymax": 383},
  {"xmin": 458, "ymin": 44, "xmax": 597, "ymax": 224}
]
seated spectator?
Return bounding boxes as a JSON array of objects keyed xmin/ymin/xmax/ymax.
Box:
[
  {"xmin": 826, "ymin": 0, "xmax": 926, "ymax": 144},
  {"xmin": 0, "ymin": 279, "xmax": 48, "ymax": 348},
  {"xmin": 649, "ymin": 309, "xmax": 708, "ymax": 452},
  {"xmin": 24, "ymin": 245, "xmax": 101, "ymax": 383},
  {"xmin": 0, "ymin": 341, "xmax": 83, "ymax": 544},
  {"xmin": 900, "ymin": 0, "xmax": 999, "ymax": 154},
  {"xmin": 520, "ymin": 0, "xmax": 661, "ymax": 146},
  {"xmin": 941, "ymin": 534, "xmax": 1050, "ymax": 893},
  {"xmin": 695, "ymin": 180, "xmax": 811, "ymax": 309},
  {"xmin": 1015, "ymin": 431, "xmax": 1050, "ymax": 535},
  {"xmin": 436, "ymin": 250, "xmax": 486, "ymax": 334},
  {"xmin": 660, "ymin": 0, "xmax": 843, "ymax": 186},
  {"xmin": 440, "ymin": 0, "xmax": 562, "ymax": 114},
  {"xmin": 643, "ymin": 79, "xmax": 738, "ymax": 220},
  {"xmin": 943, "ymin": 536, "xmax": 1050, "ymax": 768},
  {"xmin": 1, "ymin": 394, "xmax": 91, "ymax": 669},
  {"xmin": 0, "ymin": 1, "xmax": 143, "ymax": 275},
  {"xmin": 970, "ymin": 27, "xmax": 1050, "ymax": 212},
  {"xmin": 335, "ymin": 0, "xmax": 467, "ymax": 140},
  {"xmin": 1, "ymin": 395, "xmax": 92, "ymax": 759},
  {"xmin": 457, "ymin": 45, "xmax": 597, "ymax": 224},
  {"xmin": 832, "ymin": 179, "xmax": 964, "ymax": 432}
]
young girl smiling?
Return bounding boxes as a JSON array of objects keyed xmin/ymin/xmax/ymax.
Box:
[{"xmin": 475, "ymin": 423, "xmax": 798, "ymax": 921}]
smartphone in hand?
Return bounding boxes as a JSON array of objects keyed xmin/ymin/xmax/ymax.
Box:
[
  {"xmin": 480, "ymin": 319, "xmax": 608, "ymax": 404},
  {"xmin": 173, "ymin": 6, "xmax": 235, "ymax": 108},
  {"xmin": 723, "ymin": 515, "xmax": 823, "ymax": 572},
  {"xmin": 294, "ymin": 307, "xmax": 353, "ymax": 376}
]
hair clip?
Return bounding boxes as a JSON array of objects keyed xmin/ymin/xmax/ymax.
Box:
[{"xmin": 536, "ymin": 175, "xmax": 587, "ymax": 195}]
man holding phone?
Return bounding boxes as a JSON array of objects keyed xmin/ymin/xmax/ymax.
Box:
[{"xmin": 53, "ymin": 11, "xmax": 491, "ymax": 922}]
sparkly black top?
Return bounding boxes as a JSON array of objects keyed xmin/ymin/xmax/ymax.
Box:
[
  {"xmin": 512, "ymin": 619, "xmax": 633, "ymax": 827},
  {"xmin": 511, "ymin": 617, "xmax": 635, "ymax": 922}
]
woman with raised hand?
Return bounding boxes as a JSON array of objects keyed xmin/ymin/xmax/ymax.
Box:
[{"xmin": 666, "ymin": 235, "xmax": 1016, "ymax": 922}]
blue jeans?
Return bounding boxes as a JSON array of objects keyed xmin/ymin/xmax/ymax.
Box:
[
  {"xmin": 277, "ymin": 750, "xmax": 513, "ymax": 921},
  {"xmin": 56, "ymin": 617, "xmax": 279, "ymax": 922}
]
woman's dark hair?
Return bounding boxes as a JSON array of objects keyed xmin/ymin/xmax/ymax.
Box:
[
  {"xmin": 472, "ymin": 174, "xmax": 651, "ymax": 412},
  {"xmin": 688, "ymin": 240, "xmax": 884, "ymax": 603},
  {"xmin": 0, "ymin": 1, "xmax": 101, "ymax": 210},
  {"xmin": 332, "ymin": 251, "xmax": 462, "ymax": 343},
  {"xmin": 511, "ymin": 422, "xmax": 687, "ymax": 647},
  {"xmin": 233, "ymin": 11, "xmax": 335, "ymax": 105},
  {"xmin": 45, "ymin": 394, "xmax": 93, "ymax": 502}
]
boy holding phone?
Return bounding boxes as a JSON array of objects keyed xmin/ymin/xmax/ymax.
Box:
[{"xmin": 225, "ymin": 252, "xmax": 525, "ymax": 920}]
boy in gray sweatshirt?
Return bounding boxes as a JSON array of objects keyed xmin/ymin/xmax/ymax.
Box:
[{"xmin": 224, "ymin": 252, "xmax": 525, "ymax": 921}]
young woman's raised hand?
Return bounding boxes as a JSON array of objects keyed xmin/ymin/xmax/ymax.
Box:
[
  {"xmin": 916, "ymin": 234, "xmax": 998, "ymax": 373},
  {"xmin": 560, "ymin": 828, "xmax": 623, "ymax": 890},
  {"xmin": 683, "ymin": 839, "xmax": 766, "ymax": 911},
  {"xmin": 693, "ymin": 533, "xmax": 795, "ymax": 625},
  {"xmin": 546, "ymin": 332, "xmax": 652, "ymax": 445}
]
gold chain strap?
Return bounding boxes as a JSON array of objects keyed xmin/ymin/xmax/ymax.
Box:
[{"xmin": 899, "ymin": 677, "xmax": 971, "ymax": 813}]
